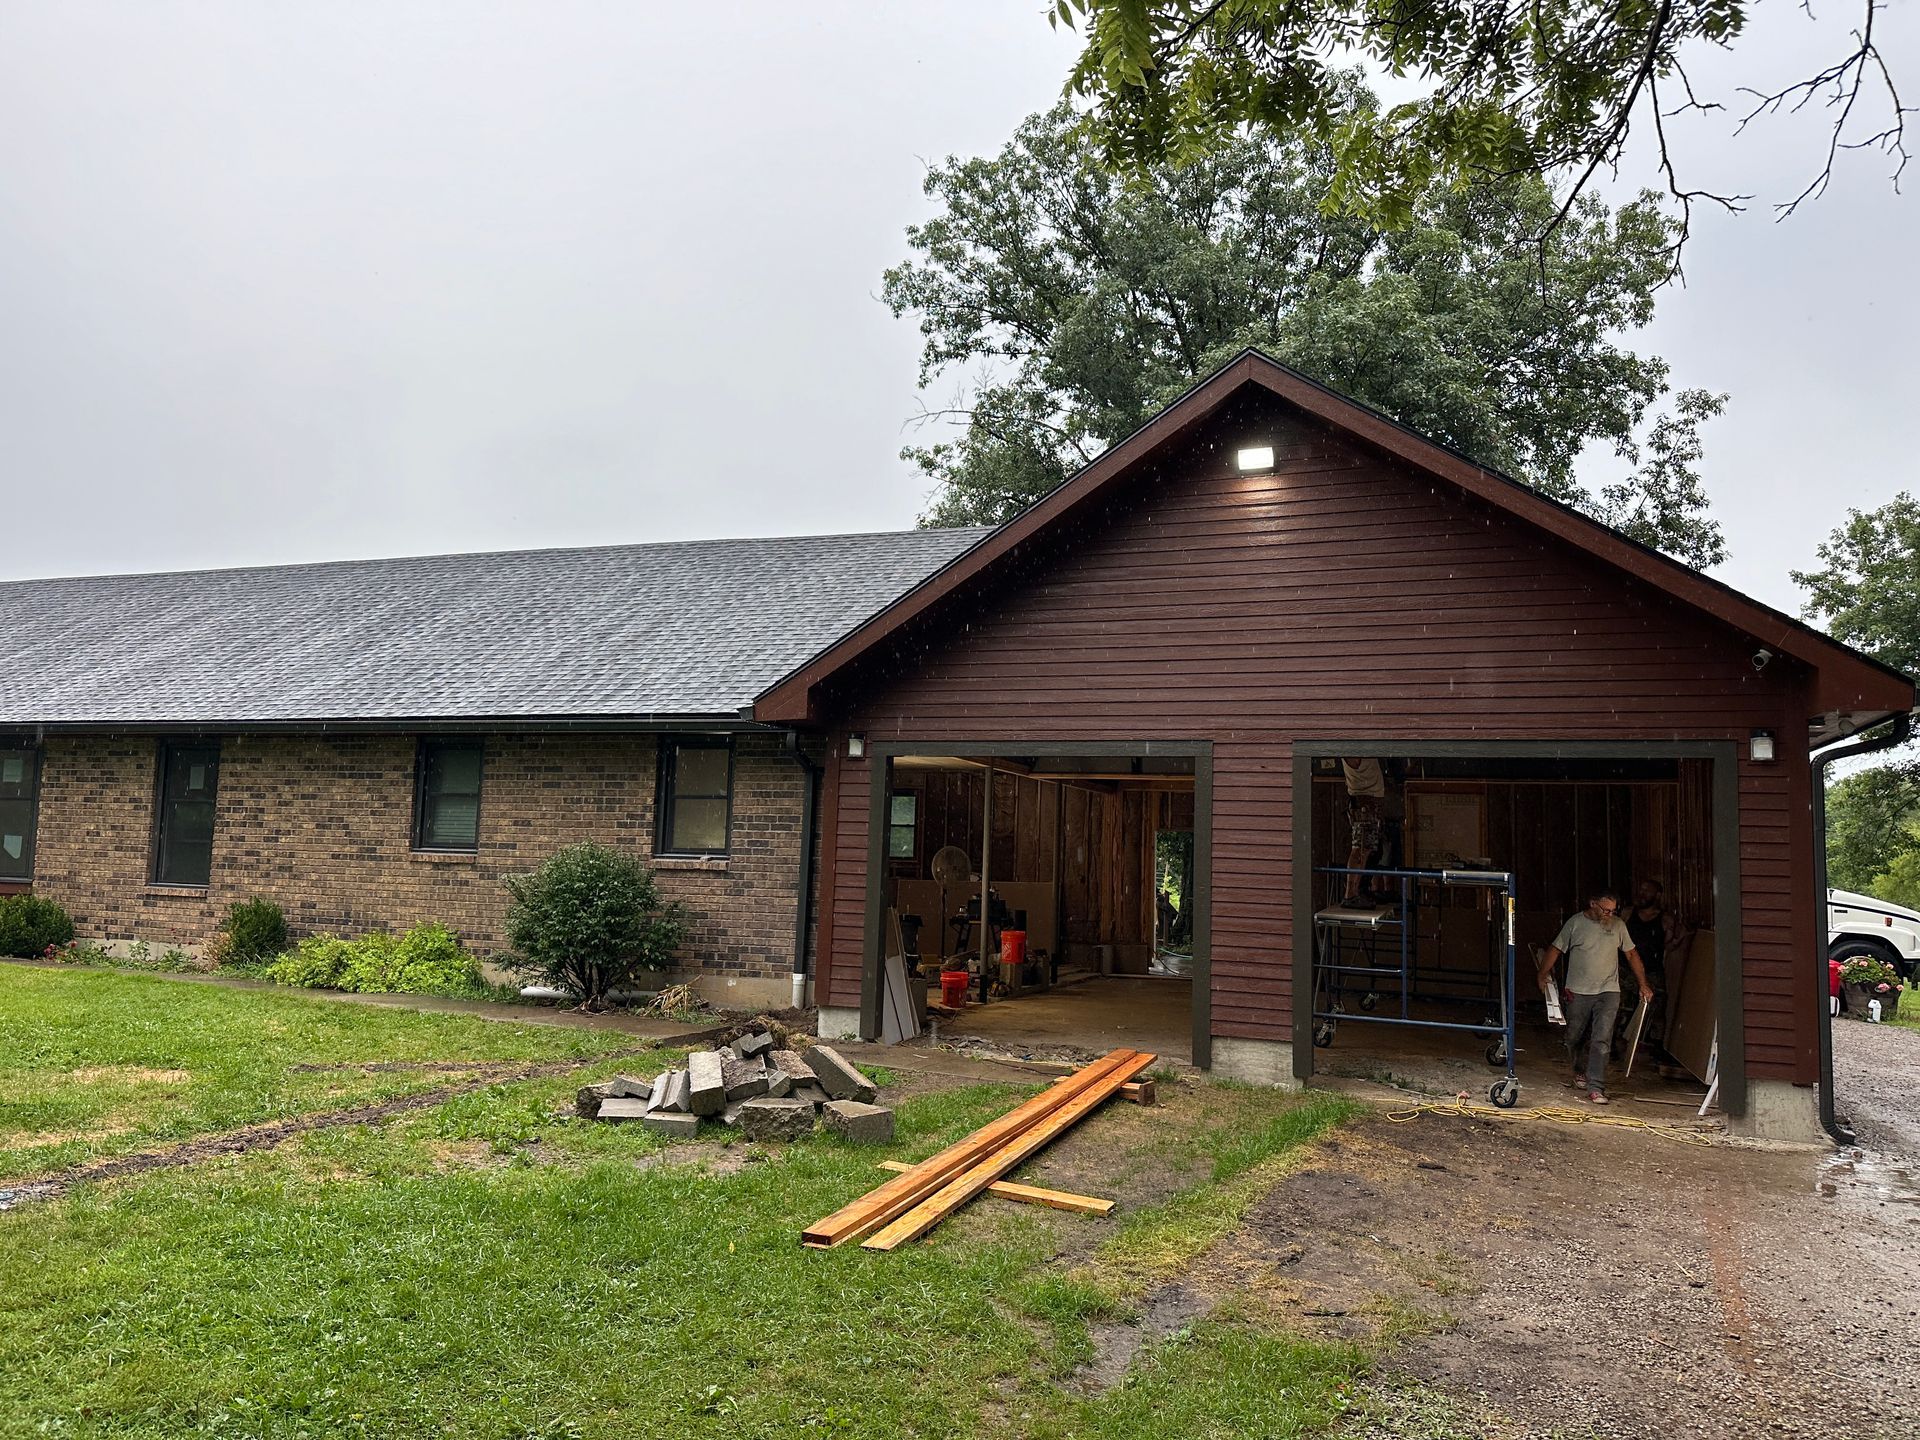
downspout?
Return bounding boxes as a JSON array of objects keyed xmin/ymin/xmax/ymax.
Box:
[
  {"xmin": 785, "ymin": 731, "xmax": 821, "ymax": 1010},
  {"xmin": 1811, "ymin": 711, "xmax": 1913, "ymax": 1145}
]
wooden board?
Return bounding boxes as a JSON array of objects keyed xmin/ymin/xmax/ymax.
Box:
[
  {"xmin": 875, "ymin": 1161, "xmax": 1114, "ymax": 1215},
  {"xmin": 862, "ymin": 1051, "xmax": 1156, "ymax": 1250},
  {"xmin": 878, "ymin": 953, "xmax": 921, "ymax": 1046},
  {"xmin": 801, "ymin": 1048, "xmax": 1145, "ymax": 1247},
  {"xmin": 1665, "ymin": 928, "xmax": 1718, "ymax": 1084}
]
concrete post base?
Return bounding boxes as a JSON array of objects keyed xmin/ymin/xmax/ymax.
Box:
[
  {"xmin": 1208, "ymin": 1037, "xmax": 1303, "ymax": 1089},
  {"xmin": 815, "ymin": 1005, "xmax": 861, "ymax": 1041},
  {"xmin": 1729, "ymin": 1079, "xmax": 1826, "ymax": 1145}
]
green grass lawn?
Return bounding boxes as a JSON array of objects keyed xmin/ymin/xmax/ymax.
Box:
[
  {"xmin": 0, "ymin": 966, "xmax": 641, "ymax": 1180},
  {"xmin": 0, "ymin": 979, "xmax": 1376, "ymax": 1440}
]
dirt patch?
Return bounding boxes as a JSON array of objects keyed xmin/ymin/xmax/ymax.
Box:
[
  {"xmin": 69, "ymin": 1066, "xmax": 189, "ymax": 1085},
  {"xmin": 7, "ymin": 1043, "xmax": 666, "ymax": 1204},
  {"xmin": 288, "ymin": 1059, "xmax": 525, "ymax": 1075}
]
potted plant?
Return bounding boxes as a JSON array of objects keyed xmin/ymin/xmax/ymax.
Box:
[{"xmin": 1838, "ymin": 954, "xmax": 1903, "ymax": 1021}]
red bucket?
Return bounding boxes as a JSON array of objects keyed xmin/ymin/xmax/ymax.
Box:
[
  {"xmin": 940, "ymin": 969, "xmax": 971, "ymax": 1007},
  {"xmin": 999, "ymin": 930, "xmax": 1027, "ymax": 968}
]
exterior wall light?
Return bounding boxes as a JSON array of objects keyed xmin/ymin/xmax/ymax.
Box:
[
  {"xmin": 1236, "ymin": 445, "xmax": 1276, "ymax": 471},
  {"xmin": 847, "ymin": 734, "xmax": 866, "ymax": 759},
  {"xmin": 1749, "ymin": 730, "xmax": 1775, "ymax": 763}
]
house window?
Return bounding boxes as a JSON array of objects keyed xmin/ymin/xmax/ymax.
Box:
[
  {"xmin": 414, "ymin": 738, "xmax": 484, "ymax": 852},
  {"xmin": 657, "ymin": 737, "xmax": 732, "ymax": 857},
  {"xmin": 153, "ymin": 741, "xmax": 220, "ymax": 887},
  {"xmin": 887, "ymin": 792, "xmax": 918, "ymax": 861},
  {"xmin": 0, "ymin": 745, "xmax": 39, "ymax": 882}
]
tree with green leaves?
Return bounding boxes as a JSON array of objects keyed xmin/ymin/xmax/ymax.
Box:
[
  {"xmin": 886, "ymin": 99, "xmax": 1726, "ymax": 565},
  {"xmin": 1794, "ymin": 492, "xmax": 1920, "ymax": 677},
  {"xmin": 1825, "ymin": 763, "xmax": 1920, "ymax": 895},
  {"xmin": 1057, "ymin": 0, "xmax": 1909, "ymax": 244}
]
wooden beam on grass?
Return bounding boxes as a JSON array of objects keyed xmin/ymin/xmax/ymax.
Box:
[
  {"xmin": 875, "ymin": 1161, "xmax": 1115, "ymax": 1215},
  {"xmin": 800, "ymin": 1048, "xmax": 1144, "ymax": 1248},
  {"xmin": 861, "ymin": 1051, "xmax": 1155, "ymax": 1250}
]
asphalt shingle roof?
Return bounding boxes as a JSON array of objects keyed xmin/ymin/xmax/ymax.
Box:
[{"xmin": 0, "ymin": 528, "xmax": 991, "ymax": 726}]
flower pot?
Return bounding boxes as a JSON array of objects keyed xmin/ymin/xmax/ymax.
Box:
[{"xmin": 1842, "ymin": 982, "xmax": 1877, "ymax": 1019}]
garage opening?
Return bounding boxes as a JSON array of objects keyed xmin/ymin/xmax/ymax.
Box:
[
  {"xmin": 875, "ymin": 749, "xmax": 1202, "ymax": 1063},
  {"xmin": 1300, "ymin": 750, "xmax": 1729, "ymax": 1113}
]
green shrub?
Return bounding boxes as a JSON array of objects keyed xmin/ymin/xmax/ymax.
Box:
[
  {"xmin": 267, "ymin": 934, "xmax": 356, "ymax": 990},
  {"xmin": 0, "ymin": 895, "xmax": 76, "ymax": 957},
  {"xmin": 265, "ymin": 925, "xmax": 489, "ymax": 999},
  {"xmin": 221, "ymin": 897, "xmax": 288, "ymax": 968},
  {"xmin": 503, "ymin": 842, "xmax": 688, "ymax": 1007}
]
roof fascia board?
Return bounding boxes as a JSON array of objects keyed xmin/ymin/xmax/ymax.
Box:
[{"xmin": 0, "ymin": 715, "xmax": 771, "ymax": 737}]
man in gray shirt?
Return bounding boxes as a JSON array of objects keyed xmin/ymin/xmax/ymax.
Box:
[{"xmin": 1537, "ymin": 890, "xmax": 1655, "ymax": 1103}]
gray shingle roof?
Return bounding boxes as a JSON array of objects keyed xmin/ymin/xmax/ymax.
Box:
[{"xmin": 0, "ymin": 528, "xmax": 991, "ymax": 727}]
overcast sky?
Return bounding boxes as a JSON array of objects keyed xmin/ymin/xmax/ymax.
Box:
[{"xmin": 1, "ymin": 3, "xmax": 1913, "ymax": 618}]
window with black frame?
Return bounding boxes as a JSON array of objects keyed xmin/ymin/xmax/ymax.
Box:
[
  {"xmin": 414, "ymin": 738, "xmax": 484, "ymax": 852},
  {"xmin": 153, "ymin": 741, "xmax": 220, "ymax": 887},
  {"xmin": 656, "ymin": 737, "xmax": 732, "ymax": 857},
  {"xmin": 0, "ymin": 746, "xmax": 39, "ymax": 882}
]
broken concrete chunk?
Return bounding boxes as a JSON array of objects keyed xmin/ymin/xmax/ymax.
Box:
[
  {"xmin": 642, "ymin": 1111, "xmax": 700, "ymax": 1138},
  {"xmin": 721, "ymin": 1099, "xmax": 746, "ymax": 1127},
  {"xmin": 734, "ymin": 1029, "xmax": 773, "ymax": 1058},
  {"xmin": 597, "ymin": 1097, "xmax": 651, "ymax": 1122},
  {"xmin": 769, "ymin": 1049, "xmax": 815, "ymax": 1083},
  {"xmin": 821, "ymin": 1100, "xmax": 895, "ymax": 1143},
  {"xmin": 643, "ymin": 1071, "xmax": 674, "ymax": 1115},
  {"xmin": 660, "ymin": 1070, "xmax": 693, "ymax": 1114},
  {"xmin": 607, "ymin": 1074, "xmax": 653, "ymax": 1099},
  {"xmin": 807, "ymin": 1046, "xmax": 877, "ymax": 1103},
  {"xmin": 577, "ymin": 1080, "xmax": 615, "ymax": 1118},
  {"xmin": 722, "ymin": 1056, "xmax": 769, "ymax": 1101},
  {"xmin": 715, "ymin": 1044, "xmax": 740, "ymax": 1063},
  {"xmin": 764, "ymin": 1067, "xmax": 794, "ymax": 1098},
  {"xmin": 686, "ymin": 1051, "xmax": 727, "ymax": 1116},
  {"xmin": 790, "ymin": 1082, "xmax": 831, "ymax": 1108},
  {"xmin": 738, "ymin": 1097, "xmax": 816, "ymax": 1143}
]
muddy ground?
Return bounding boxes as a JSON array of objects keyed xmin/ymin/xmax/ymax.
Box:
[{"xmin": 895, "ymin": 1022, "xmax": 1920, "ymax": 1438}]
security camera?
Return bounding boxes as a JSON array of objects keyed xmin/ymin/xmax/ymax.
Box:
[{"xmin": 1751, "ymin": 647, "xmax": 1774, "ymax": 672}]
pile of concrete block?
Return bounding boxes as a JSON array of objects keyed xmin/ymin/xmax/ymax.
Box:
[{"xmin": 576, "ymin": 1031, "xmax": 893, "ymax": 1144}]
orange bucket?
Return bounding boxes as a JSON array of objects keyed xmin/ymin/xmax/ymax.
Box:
[
  {"xmin": 999, "ymin": 930, "xmax": 1027, "ymax": 968},
  {"xmin": 940, "ymin": 969, "xmax": 971, "ymax": 1007}
]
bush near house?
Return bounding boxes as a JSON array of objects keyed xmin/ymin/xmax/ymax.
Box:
[
  {"xmin": 0, "ymin": 894, "xmax": 75, "ymax": 957},
  {"xmin": 503, "ymin": 842, "xmax": 688, "ymax": 1008},
  {"xmin": 216, "ymin": 896, "xmax": 288, "ymax": 971},
  {"xmin": 266, "ymin": 924, "xmax": 491, "ymax": 999}
]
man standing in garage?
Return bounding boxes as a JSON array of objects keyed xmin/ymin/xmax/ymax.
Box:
[{"xmin": 1537, "ymin": 890, "xmax": 1656, "ymax": 1103}]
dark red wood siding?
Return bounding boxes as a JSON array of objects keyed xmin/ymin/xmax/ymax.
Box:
[{"xmin": 816, "ymin": 398, "xmax": 1823, "ymax": 1084}]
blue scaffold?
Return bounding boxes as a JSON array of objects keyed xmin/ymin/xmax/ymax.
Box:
[{"xmin": 1311, "ymin": 866, "xmax": 1521, "ymax": 1108}]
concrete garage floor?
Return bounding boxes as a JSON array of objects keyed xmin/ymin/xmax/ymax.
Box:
[
  {"xmin": 1309, "ymin": 1005, "xmax": 1720, "ymax": 1118},
  {"xmin": 932, "ymin": 975, "xmax": 1195, "ymax": 1063}
]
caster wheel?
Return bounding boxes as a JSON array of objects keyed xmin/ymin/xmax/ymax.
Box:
[
  {"xmin": 1489, "ymin": 1078, "xmax": 1519, "ymax": 1108},
  {"xmin": 1485, "ymin": 1039, "xmax": 1508, "ymax": 1067},
  {"xmin": 1313, "ymin": 1022, "xmax": 1336, "ymax": 1048},
  {"xmin": 1360, "ymin": 991, "xmax": 1379, "ymax": 1013}
]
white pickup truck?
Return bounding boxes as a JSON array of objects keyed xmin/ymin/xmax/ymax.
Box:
[{"xmin": 1829, "ymin": 888, "xmax": 1920, "ymax": 980}]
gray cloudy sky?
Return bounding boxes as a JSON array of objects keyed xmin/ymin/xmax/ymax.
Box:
[{"xmin": 1, "ymin": 3, "xmax": 1914, "ymax": 618}]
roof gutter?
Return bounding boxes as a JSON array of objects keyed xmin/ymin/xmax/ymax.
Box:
[
  {"xmin": 784, "ymin": 731, "xmax": 822, "ymax": 1010},
  {"xmin": 1810, "ymin": 710, "xmax": 1913, "ymax": 1145}
]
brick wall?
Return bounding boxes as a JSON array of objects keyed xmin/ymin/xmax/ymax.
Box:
[{"xmin": 28, "ymin": 731, "xmax": 804, "ymax": 985}]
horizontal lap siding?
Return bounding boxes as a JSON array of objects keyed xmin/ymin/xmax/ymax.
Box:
[{"xmin": 818, "ymin": 406, "xmax": 1816, "ymax": 1083}]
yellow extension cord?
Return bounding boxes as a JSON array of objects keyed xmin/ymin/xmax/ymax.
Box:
[{"xmin": 1386, "ymin": 1098, "xmax": 1723, "ymax": 1146}]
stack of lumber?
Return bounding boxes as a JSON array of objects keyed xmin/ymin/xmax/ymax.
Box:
[{"xmin": 802, "ymin": 1047, "xmax": 1156, "ymax": 1251}]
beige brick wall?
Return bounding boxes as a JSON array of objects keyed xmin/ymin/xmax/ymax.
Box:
[{"xmin": 29, "ymin": 731, "xmax": 804, "ymax": 984}]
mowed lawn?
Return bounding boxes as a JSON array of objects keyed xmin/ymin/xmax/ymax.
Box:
[
  {"xmin": 0, "ymin": 966, "xmax": 640, "ymax": 1179},
  {"xmin": 0, "ymin": 971, "xmax": 1390, "ymax": 1440}
]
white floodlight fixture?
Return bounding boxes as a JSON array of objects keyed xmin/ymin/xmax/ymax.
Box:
[
  {"xmin": 1749, "ymin": 730, "xmax": 1776, "ymax": 763},
  {"xmin": 1236, "ymin": 445, "xmax": 1276, "ymax": 472}
]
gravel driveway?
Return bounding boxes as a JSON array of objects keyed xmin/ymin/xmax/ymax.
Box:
[{"xmin": 1239, "ymin": 1021, "xmax": 1920, "ymax": 1439}]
